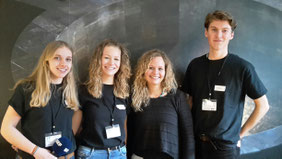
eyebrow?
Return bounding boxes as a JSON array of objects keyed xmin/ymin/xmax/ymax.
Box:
[{"xmin": 210, "ymin": 26, "xmax": 231, "ymax": 30}]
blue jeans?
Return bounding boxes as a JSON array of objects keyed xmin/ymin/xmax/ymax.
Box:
[{"xmin": 76, "ymin": 145, "xmax": 127, "ymax": 159}]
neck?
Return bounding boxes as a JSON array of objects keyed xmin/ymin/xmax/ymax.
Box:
[
  {"xmin": 148, "ymin": 85, "xmax": 162, "ymax": 98},
  {"xmin": 102, "ymin": 74, "xmax": 114, "ymax": 85},
  {"xmin": 51, "ymin": 78, "xmax": 63, "ymax": 84},
  {"xmin": 208, "ymin": 49, "xmax": 228, "ymax": 60}
]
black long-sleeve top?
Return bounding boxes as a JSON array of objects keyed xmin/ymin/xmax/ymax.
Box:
[{"xmin": 127, "ymin": 89, "xmax": 195, "ymax": 159}]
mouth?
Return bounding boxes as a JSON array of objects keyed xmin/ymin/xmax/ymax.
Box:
[
  {"xmin": 214, "ymin": 40, "xmax": 223, "ymax": 42},
  {"xmin": 105, "ymin": 66, "xmax": 116, "ymax": 70},
  {"xmin": 57, "ymin": 68, "xmax": 68, "ymax": 73},
  {"xmin": 150, "ymin": 76, "xmax": 160, "ymax": 79}
]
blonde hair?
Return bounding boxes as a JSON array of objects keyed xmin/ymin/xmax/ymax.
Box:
[
  {"xmin": 86, "ymin": 39, "xmax": 131, "ymax": 99},
  {"xmin": 132, "ymin": 49, "xmax": 177, "ymax": 111},
  {"xmin": 13, "ymin": 41, "xmax": 79, "ymax": 110}
]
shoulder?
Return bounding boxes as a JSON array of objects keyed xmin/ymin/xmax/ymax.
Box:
[
  {"xmin": 78, "ymin": 84, "xmax": 89, "ymax": 95},
  {"xmin": 228, "ymin": 54, "xmax": 254, "ymax": 68},
  {"xmin": 14, "ymin": 81, "xmax": 34, "ymax": 94},
  {"xmin": 190, "ymin": 54, "xmax": 207, "ymax": 65},
  {"xmin": 175, "ymin": 89, "xmax": 186, "ymax": 98},
  {"xmin": 168, "ymin": 89, "xmax": 186, "ymax": 102},
  {"xmin": 186, "ymin": 54, "xmax": 208, "ymax": 72}
]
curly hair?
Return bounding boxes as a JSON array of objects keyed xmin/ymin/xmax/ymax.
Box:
[
  {"xmin": 14, "ymin": 41, "xmax": 79, "ymax": 110},
  {"xmin": 86, "ymin": 39, "xmax": 131, "ymax": 99},
  {"xmin": 132, "ymin": 49, "xmax": 177, "ymax": 111}
]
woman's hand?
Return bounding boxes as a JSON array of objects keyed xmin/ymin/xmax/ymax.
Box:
[{"xmin": 33, "ymin": 147, "xmax": 57, "ymax": 159}]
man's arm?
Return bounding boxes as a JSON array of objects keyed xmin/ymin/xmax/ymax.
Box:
[{"xmin": 240, "ymin": 95, "xmax": 269, "ymax": 138}]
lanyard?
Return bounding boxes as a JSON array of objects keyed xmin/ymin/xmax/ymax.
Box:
[
  {"xmin": 50, "ymin": 91, "xmax": 63, "ymax": 133},
  {"xmin": 206, "ymin": 54, "xmax": 229, "ymax": 99},
  {"xmin": 102, "ymin": 95, "xmax": 116, "ymax": 126}
]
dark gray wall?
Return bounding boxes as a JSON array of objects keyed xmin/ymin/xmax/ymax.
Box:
[
  {"xmin": 1, "ymin": 0, "xmax": 282, "ymax": 158},
  {"xmin": 0, "ymin": 0, "xmax": 44, "ymax": 157}
]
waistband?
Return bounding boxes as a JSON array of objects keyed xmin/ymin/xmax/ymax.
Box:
[
  {"xmin": 58, "ymin": 152, "xmax": 74, "ymax": 159},
  {"xmin": 81, "ymin": 143, "xmax": 125, "ymax": 152}
]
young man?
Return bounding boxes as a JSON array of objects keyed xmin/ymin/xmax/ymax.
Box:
[{"xmin": 181, "ymin": 10, "xmax": 269, "ymax": 159}]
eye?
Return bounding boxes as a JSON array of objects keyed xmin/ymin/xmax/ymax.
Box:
[
  {"xmin": 114, "ymin": 58, "xmax": 120, "ymax": 61},
  {"xmin": 66, "ymin": 58, "xmax": 72, "ymax": 62},
  {"xmin": 104, "ymin": 56, "xmax": 110, "ymax": 59},
  {"xmin": 158, "ymin": 67, "xmax": 164, "ymax": 71},
  {"xmin": 54, "ymin": 56, "xmax": 60, "ymax": 60},
  {"xmin": 148, "ymin": 66, "xmax": 154, "ymax": 70}
]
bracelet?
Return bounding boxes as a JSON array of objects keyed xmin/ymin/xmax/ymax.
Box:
[{"xmin": 31, "ymin": 145, "xmax": 39, "ymax": 156}]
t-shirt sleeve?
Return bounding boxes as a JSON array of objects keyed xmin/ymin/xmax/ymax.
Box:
[
  {"xmin": 78, "ymin": 85, "xmax": 86, "ymax": 110},
  {"xmin": 181, "ymin": 62, "xmax": 193, "ymax": 95},
  {"xmin": 8, "ymin": 84, "xmax": 26, "ymax": 117},
  {"xmin": 244, "ymin": 63, "xmax": 267, "ymax": 99},
  {"xmin": 175, "ymin": 90, "xmax": 195, "ymax": 159}
]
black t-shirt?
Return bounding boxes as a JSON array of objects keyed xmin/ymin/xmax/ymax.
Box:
[
  {"xmin": 8, "ymin": 82, "xmax": 76, "ymax": 159},
  {"xmin": 181, "ymin": 53, "xmax": 267, "ymax": 144},
  {"xmin": 127, "ymin": 90, "xmax": 195, "ymax": 159},
  {"xmin": 78, "ymin": 84, "xmax": 128, "ymax": 148}
]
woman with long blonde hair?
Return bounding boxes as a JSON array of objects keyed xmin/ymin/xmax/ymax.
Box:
[
  {"xmin": 1, "ymin": 41, "xmax": 79, "ymax": 159},
  {"xmin": 76, "ymin": 39, "xmax": 131, "ymax": 159},
  {"xmin": 127, "ymin": 49, "xmax": 195, "ymax": 159}
]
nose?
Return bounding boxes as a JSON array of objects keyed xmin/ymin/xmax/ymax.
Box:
[
  {"xmin": 216, "ymin": 31, "xmax": 223, "ymax": 38},
  {"xmin": 152, "ymin": 68, "xmax": 159, "ymax": 74},
  {"xmin": 110, "ymin": 58, "xmax": 114, "ymax": 64},
  {"xmin": 59, "ymin": 59, "xmax": 67, "ymax": 66}
]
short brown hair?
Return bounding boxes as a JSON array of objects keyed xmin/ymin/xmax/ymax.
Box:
[{"xmin": 204, "ymin": 10, "xmax": 237, "ymax": 31}]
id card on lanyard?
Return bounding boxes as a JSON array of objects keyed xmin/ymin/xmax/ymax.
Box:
[
  {"xmin": 102, "ymin": 96, "xmax": 121, "ymax": 139},
  {"xmin": 204, "ymin": 54, "xmax": 228, "ymax": 112},
  {"xmin": 44, "ymin": 96, "xmax": 64, "ymax": 147}
]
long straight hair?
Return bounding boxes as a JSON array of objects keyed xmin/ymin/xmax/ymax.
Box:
[
  {"xmin": 86, "ymin": 39, "xmax": 131, "ymax": 99},
  {"xmin": 13, "ymin": 41, "xmax": 79, "ymax": 110}
]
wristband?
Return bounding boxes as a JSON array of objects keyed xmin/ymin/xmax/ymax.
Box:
[{"xmin": 31, "ymin": 145, "xmax": 39, "ymax": 156}]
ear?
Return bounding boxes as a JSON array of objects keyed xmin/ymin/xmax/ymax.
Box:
[
  {"xmin": 205, "ymin": 29, "xmax": 208, "ymax": 38},
  {"xmin": 230, "ymin": 31, "xmax": 234, "ymax": 40}
]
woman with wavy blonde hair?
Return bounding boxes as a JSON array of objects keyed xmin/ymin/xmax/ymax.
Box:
[
  {"xmin": 1, "ymin": 41, "xmax": 79, "ymax": 159},
  {"xmin": 127, "ymin": 49, "xmax": 195, "ymax": 159},
  {"xmin": 76, "ymin": 39, "xmax": 131, "ymax": 159}
]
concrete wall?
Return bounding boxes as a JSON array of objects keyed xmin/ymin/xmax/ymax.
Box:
[{"xmin": 1, "ymin": 0, "xmax": 282, "ymax": 158}]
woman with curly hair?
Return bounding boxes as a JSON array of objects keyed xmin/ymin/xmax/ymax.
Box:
[
  {"xmin": 1, "ymin": 41, "xmax": 79, "ymax": 159},
  {"xmin": 75, "ymin": 39, "xmax": 131, "ymax": 159},
  {"xmin": 127, "ymin": 49, "xmax": 195, "ymax": 159}
]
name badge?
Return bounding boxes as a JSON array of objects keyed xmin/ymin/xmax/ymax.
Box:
[
  {"xmin": 45, "ymin": 131, "xmax": 62, "ymax": 147},
  {"xmin": 214, "ymin": 85, "xmax": 226, "ymax": 92},
  {"xmin": 116, "ymin": 104, "xmax": 126, "ymax": 110},
  {"xmin": 202, "ymin": 99, "xmax": 217, "ymax": 111},
  {"xmin": 105, "ymin": 124, "xmax": 121, "ymax": 139}
]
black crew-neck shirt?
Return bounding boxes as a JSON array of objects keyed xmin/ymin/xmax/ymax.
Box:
[
  {"xmin": 181, "ymin": 53, "xmax": 267, "ymax": 143},
  {"xmin": 8, "ymin": 82, "xmax": 75, "ymax": 158},
  {"xmin": 78, "ymin": 84, "xmax": 128, "ymax": 148}
]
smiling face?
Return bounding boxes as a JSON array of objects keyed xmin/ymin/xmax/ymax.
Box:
[
  {"xmin": 205, "ymin": 20, "xmax": 234, "ymax": 52},
  {"xmin": 101, "ymin": 46, "xmax": 121, "ymax": 81},
  {"xmin": 145, "ymin": 56, "xmax": 166, "ymax": 88},
  {"xmin": 48, "ymin": 47, "xmax": 72, "ymax": 84}
]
